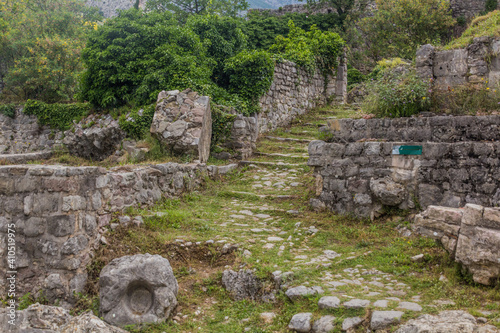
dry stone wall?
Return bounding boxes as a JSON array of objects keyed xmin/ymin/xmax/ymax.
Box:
[
  {"xmin": 0, "ymin": 108, "xmax": 62, "ymax": 155},
  {"xmin": 415, "ymin": 204, "xmax": 500, "ymax": 285},
  {"xmin": 308, "ymin": 115, "xmax": 500, "ymax": 218},
  {"xmin": 416, "ymin": 37, "xmax": 500, "ymax": 90},
  {"xmin": 0, "ymin": 162, "xmax": 237, "ymax": 305}
]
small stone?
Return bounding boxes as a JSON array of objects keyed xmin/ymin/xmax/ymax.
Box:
[
  {"xmin": 373, "ymin": 300, "xmax": 388, "ymax": 308},
  {"xmin": 343, "ymin": 299, "xmax": 370, "ymax": 309},
  {"xmin": 318, "ymin": 296, "xmax": 340, "ymax": 309},
  {"xmin": 477, "ymin": 317, "xmax": 488, "ymax": 324},
  {"xmin": 267, "ymin": 236, "xmax": 284, "ymax": 242},
  {"xmin": 411, "ymin": 254, "xmax": 425, "ymax": 262},
  {"xmin": 243, "ymin": 250, "xmax": 252, "ymax": 258},
  {"xmin": 260, "ymin": 312, "xmax": 276, "ymax": 323},
  {"xmin": 286, "ymin": 286, "xmax": 324, "ymax": 301},
  {"xmin": 439, "ymin": 275, "xmax": 449, "ymax": 282},
  {"xmin": 312, "ymin": 315, "xmax": 336, "ymax": 333},
  {"xmin": 288, "ymin": 313, "xmax": 312, "ymax": 332},
  {"xmin": 398, "ymin": 301, "xmax": 422, "ymax": 311},
  {"xmin": 342, "ymin": 317, "xmax": 362, "ymax": 331},
  {"xmin": 370, "ymin": 310, "xmax": 404, "ymax": 330}
]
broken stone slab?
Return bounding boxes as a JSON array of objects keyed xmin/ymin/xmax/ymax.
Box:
[
  {"xmin": 99, "ymin": 254, "xmax": 178, "ymax": 327},
  {"xmin": 371, "ymin": 310, "xmax": 404, "ymax": 330},
  {"xmin": 394, "ymin": 310, "xmax": 499, "ymax": 333},
  {"xmin": 150, "ymin": 89, "xmax": 211, "ymax": 163},
  {"xmin": 342, "ymin": 317, "xmax": 363, "ymax": 331},
  {"xmin": 289, "ymin": 312, "xmax": 312, "ymax": 332},
  {"xmin": 369, "ymin": 177, "xmax": 406, "ymax": 206},
  {"xmin": 63, "ymin": 113, "xmax": 125, "ymax": 161},
  {"xmin": 318, "ymin": 296, "xmax": 340, "ymax": 309}
]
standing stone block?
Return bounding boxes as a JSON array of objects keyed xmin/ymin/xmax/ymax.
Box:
[
  {"xmin": 150, "ymin": 89, "xmax": 211, "ymax": 163},
  {"xmin": 99, "ymin": 254, "xmax": 178, "ymax": 327}
]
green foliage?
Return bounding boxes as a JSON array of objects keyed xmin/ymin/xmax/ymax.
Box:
[
  {"xmin": 187, "ymin": 15, "xmax": 247, "ymax": 87},
  {"xmin": 362, "ymin": 66, "xmax": 431, "ymax": 118},
  {"xmin": 485, "ymin": 0, "xmax": 498, "ymax": 13},
  {"xmin": 269, "ymin": 21, "xmax": 345, "ymax": 76},
  {"xmin": 0, "ymin": 103, "xmax": 16, "ymax": 118},
  {"xmin": 446, "ymin": 10, "xmax": 500, "ymax": 49},
  {"xmin": 359, "ymin": 0, "xmax": 455, "ymax": 60},
  {"xmin": 304, "ymin": 0, "xmax": 366, "ymax": 29},
  {"xmin": 118, "ymin": 104, "xmax": 156, "ymax": 140},
  {"xmin": 243, "ymin": 11, "xmax": 342, "ymax": 50},
  {"xmin": 0, "ymin": 0, "xmax": 102, "ymax": 102},
  {"xmin": 145, "ymin": 0, "xmax": 248, "ymax": 21},
  {"xmin": 79, "ymin": 9, "xmax": 214, "ymax": 108},
  {"xmin": 224, "ymin": 50, "xmax": 274, "ymax": 101},
  {"xmin": 431, "ymin": 81, "xmax": 500, "ymax": 114},
  {"xmin": 211, "ymin": 105, "xmax": 237, "ymax": 149},
  {"xmin": 24, "ymin": 99, "xmax": 91, "ymax": 130},
  {"xmin": 347, "ymin": 67, "xmax": 365, "ymax": 88}
]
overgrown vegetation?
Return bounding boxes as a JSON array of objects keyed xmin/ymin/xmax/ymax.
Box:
[
  {"xmin": 0, "ymin": 103, "xmax": 16, "ymax": 118},
  {"xmin": 24, "ymin": 99, "xmax": 91, "ymax": 130},
  {"xmin": 445, "ymin": 10, "xmax": 500, "ymax": 49}
]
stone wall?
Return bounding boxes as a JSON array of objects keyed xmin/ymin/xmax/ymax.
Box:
[
  {"xmin": 308, "ymin": 115, "xmax": 500, "ymax": 218},
  {"xmin": 0, "ymin": 108, "xmax": 63, "ymax": 155},
  {"xmin": 450, "ymin": 0, "xmax": 495, "ymax": 18},
  {"xmin": 414, "ymin": 204, "xmax": 500, "ymax": 285},
  {"xmin": 0, "ymin": 162, "xmax": 237, "ymax": 305},
  {"xmin": 416, "ymin": 37, "xmax": 500, "ymax": 90},
  {"xmin": 258, "ymin": 60, "xmax": 346, "ymax": 132},
  {"xmin": 325, "ymin": 114, "xmax": 500, "ymax": 143}
]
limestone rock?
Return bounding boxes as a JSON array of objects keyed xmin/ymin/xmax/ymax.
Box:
[
  {"xmin": 312, "ymin": 315, "xmax": 336, "ymax": 333},
  {"xmin": 318, "ymin": 296, "xmax": 340, "ymax": 309},
  {"xmin": 286, "ymin": 285, "xmax": 324, "ymax": 301},
  {"xmin": 99, "ymin": 254, "xmax": 178, "ymax": 327},
  {"xmin": 150, "ymin": 89, "xmax": 211, "ymax": 163},
  {"xmin": 122, "ymin": 140, "xmax": 149, "ymax": 162},
  {"xmin": 59, "ymin": 312, "xmax": 126, "ymax": 333},
  {"xmin": 370, "ymin": 177, "xmax": 406, "ymax": 206},
  {"xmin": 342, "ymin": 317, "xmax": 362, "ymax": 331},
  {"xmin": 289, "ymin": 312, "xmax": 312, "ymax": 332},
  {"xmin": 222, "ymin": 269, "xmax": 264, "ymax": 301},
  {"xmin": 394, "ymin": 310, "xmax": 498, "ymax": 333},
  {"xmin": 0, "ymin": 303, "xmax": 72, "ymax": 332},
  {"xmin": 371, "ymin": 310, "xmax": 404, "ymax": 330},
  {"xmin": 63, "ymin": 114, "xmax": 125, "ymax": 161}
]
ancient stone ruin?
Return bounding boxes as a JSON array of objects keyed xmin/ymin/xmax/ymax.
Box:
[
  {"xmin": 150, "ymin": 89, "xmax": 212, "ymax": 163},
  {"xmin": 415, "ymin": 204, "xmax": 500, "ymax": 285}
]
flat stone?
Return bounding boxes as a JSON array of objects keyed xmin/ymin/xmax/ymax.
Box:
[
  {"xmin": 286, "ymin": 286, "xmax": 324, "ymax": 301},
  {"xmin": 344, "ymin": 299, "xmax": 370, "ymax": 309},
  {"xmin": 260, "ymin": 312, "xmax": 276, "ymax": 323},
  {"xmin": 373, "ymin": 300, "xmax": 388, "ymax": 308},
  {"xmin": 318, "ymin": 296, "xmax": 340, "ymax": 309},
  {"xmin": 267, "ymin": 236, "xmax": 284, "ymax": 242},
  {"xmin": 342, "ymin": 317, "xmax": 363, "ymax": 331},
  {"xmin": 371, "ymin": 310, "xmax": 404, "ymax": 330},
  {"xmin": 398, "ymin": 301, "xmax": 422, "ymax": 311},
  {"xmin": 312, "ymin": 315, "xmax": 336, "ymax": 333}
]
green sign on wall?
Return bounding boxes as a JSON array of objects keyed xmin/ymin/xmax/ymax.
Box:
[{"xmin": 392, "ymin": 145, "xmax": 422, "ymax": 155}]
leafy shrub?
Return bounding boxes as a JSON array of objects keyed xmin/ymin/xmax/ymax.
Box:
[
  {"xmin": 363, "ymin": 68, "xmax": 431, "ymax": 118},
  {"xmin": 431, "ymin": 80, "xmax": 500, "ymax": 114},
  {"xmin": 347, "ymin": 67, "xmax": 365, "ymax": 88},
  {"xmin": 359, "ymin": 0, "xmax": 455, "ymax": 59},
  {"xmin": 269, "ymin": 21, "xmax": 345, "ymax": 76},
  {"xmin": 0, "ymin": 0, "xmax": 101, "ymax": 102},
  {"xmin": 0, "ymin": 104, "xmax": 16, "ymax": 118},
  {"xmin": 485, "ymin": 0, "xmax": 498, "ymax": 13},
  {"xmin": 445, "ymin": 10, "xmax": 500, "ymax": 49},
  {"xmin": 24, "ymin": 100, "xmax": 91, "ymax": 130},
  {"xmin": 79, "ymin": 9, "xmax": 214, "ymax": 108},
  {"xmin": 224, "ymin": 50, "xmax": 274, "ymax": 101},
  {"xmin": 243, "ymin": 11, "xmax": 342, "ymax": 50},
  {"xmin": 187, "ymin": 15, "xmax": 247, "ymax": 87},
  {"xmin": 118, "ymin": 104, "xmax": 156, "ymax": 140},
  {"xmin": 211, "ymin": 105, "xmax": 237, "ymax": 149}
]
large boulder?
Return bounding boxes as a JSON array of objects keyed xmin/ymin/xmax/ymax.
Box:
[
  {"xmin": 99, "ymin": 254, "xmax": 178, "ymax": 327},
  {"xmin": 63, "ymin": 114, "xmax": 125, "ymax": 161},
  {"xmin": 150, "ymin": 89, "xmax": 212, "ymax": 163},
  {"xmin": 370, "ymin": 177, "xmax": 406, "ymax": 206},
  {"xmin": 395, "ymin": 310, "xmax": 499, "ymax": 333}
]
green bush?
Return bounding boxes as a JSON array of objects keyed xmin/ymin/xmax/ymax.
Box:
[
  {"xmin": 485, "ymin": 0, "xmax": 498, "ymax": 13},
  {"xmin": 0, "ymin": 104, "xmax": 16, "ymax": 118},
  {"xmin": 269, "ymin": 21, "xmax": 345, "ymax": 76},
  {"xmin": 118, "ymin": 104, "xmax": 156, "ymax": 140},
  {"xmin": 211, "ymin": 105, "xmax": 237, "ymax": 149},
  {"xmin": 24, "ymin": 100, "xmax": 91, "ymax": 130},
  {"xmin": 187, "ymin": 15, "xmax": 247, "ymax": 87},
  {"xmin": 79, "ymin": 9, "xmax": 214, "ymax": 108},
  {"xmin": 243, "ymin": 11, "xmax": 342, "ymax": 50},
  {"xmin": 224, "ymin": 50, "xmax": 274, "ymax": 101},
  {"xmin": 347, "ymin": 67, "xmax": 365, "ymax": 88},
  {"xmin": 362, "ymin": 69, "xmax": 431, "ymax": 118}
]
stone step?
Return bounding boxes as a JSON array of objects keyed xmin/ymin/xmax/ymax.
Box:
[
  {"xmin": 0, "ymin": 151, "xmax": 53, "ymax": 164},
  {"xmin": 254, "ymin": 152, "xmax": 308, "ymax": 159},
  {"xmin": 239, "ymin": 160, "xmax": 305, "ymax": 168},
  {"xmin": 263, "ymin": 136, "xmax": 313, "ymax": 143},
  {"xmin": 227, "ymin": 191, "xmax": 297, "ymax": 200}
]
